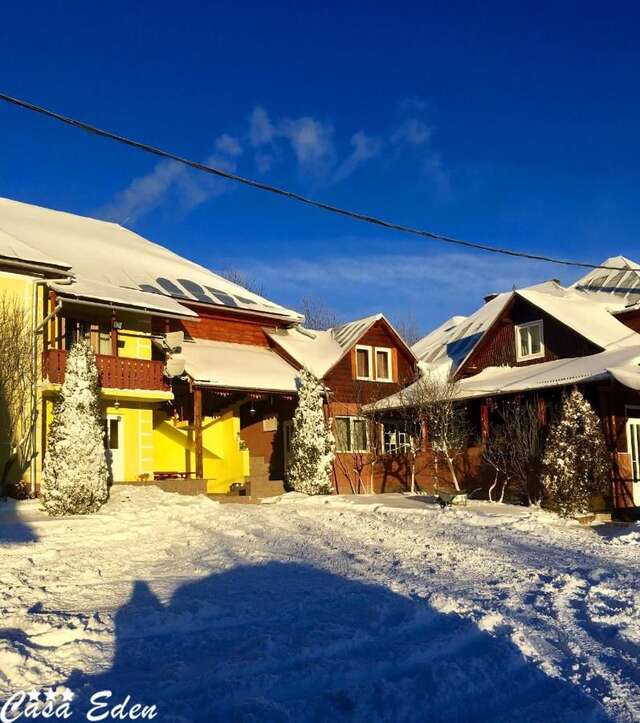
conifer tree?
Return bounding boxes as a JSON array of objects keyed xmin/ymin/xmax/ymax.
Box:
[
  {"xmin": 541, "ymin": 388, "xmax": 610, "ymax": 517},
  {"xmin": 287, "ymin": 368, "xmax": 335, "ymax": 495},
  {"xmin": 41, "ymin": 339, "xmax": 109, "ymax": 515}
]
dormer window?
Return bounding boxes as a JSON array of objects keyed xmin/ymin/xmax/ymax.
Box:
[
  {"xmin": 375, "ymin": 348, "xmax": 393, "ymax": 382},
  {"xmin": 355, "ymin": 345, "xmax": 395, "ymax": 381},
  {"xmin": 515, "ymin": 320, "xmax": 544, "ymax": 361},
  {"xmin": 355, "ymin": 345, "xmax": 373, "ymax": 380}
]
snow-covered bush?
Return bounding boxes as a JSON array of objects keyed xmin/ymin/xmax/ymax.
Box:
[
  {"xmin": 540, "ymin": 388, "xmax": 610, "ymax": 517},
  {"xmin": 41, "ymin": 339, "xmax": 109, "ymax": 516},
  {"xmin": 287, "ymin": 368, "xmax": 335, "ymax": 495}
]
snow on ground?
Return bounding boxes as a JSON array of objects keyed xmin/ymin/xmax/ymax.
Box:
[{"xmin": 1, "ymin": 488, "xmax": 639, "ymax": 722}]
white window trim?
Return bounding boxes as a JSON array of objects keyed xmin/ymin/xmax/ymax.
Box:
[
  {"xmin": 374, "ymin": 347, "xmax": 393, "ymax": 382},
  {"xmin": 355, "ymin": 345, "xmax": 373, "ymax": 380},
  {"xmin": 335, "ymin": 416, "xmax": 369, "ymax": 453},
  {"xmin": 515, "ymin": 320, "xmax": 545, "ymax": 362},
  {"xmin": 381, "ymin": 421, "xmax": 413, "ymax": 455}
]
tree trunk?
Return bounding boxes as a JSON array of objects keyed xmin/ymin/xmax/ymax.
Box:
[
  {"xmin": 445, "ymin": 454, "xmax": 460, "ymax": 491},
  {"xmin": 410, "ymin": 457, "xmax": 416, "ymax": 494},
  {"xmin": 488, "ymin": 469, "xmax": 498, "ymax": 502}
]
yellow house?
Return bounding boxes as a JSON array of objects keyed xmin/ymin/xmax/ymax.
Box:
[{"xmin": 0, "ymin": 197, "xmax": 302, "ymax": 497}]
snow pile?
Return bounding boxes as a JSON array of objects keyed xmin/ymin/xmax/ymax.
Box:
[{"xmin": 1, "ymin": 488, "xmax": 638, "ymax": 721}]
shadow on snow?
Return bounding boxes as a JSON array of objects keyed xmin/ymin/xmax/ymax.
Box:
[
  {"xmin": 61, "ymin": 561, "xmax": 613, "ymax": 723},
  {"xmin": 0, "ymin": 497, "xmax": 38, "ymax": 543}
]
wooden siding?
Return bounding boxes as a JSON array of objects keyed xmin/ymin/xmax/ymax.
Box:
[
  {"xmin": 153, "ymin": 308, "xmax": 284, "ymax": 347},
  {"xmin": 324, "ymin": 320, "xmax": 415, "ymax": 403},
  {"xmin": 180, "ymin": 315, "xmax": 273, "ymax": 346},
  {"xmin": 460, "ymin": 296, "xmax": 600, "ymax": 376},
  {"xmin": 616, "ymin": 308, "xmax": 640, "ymax": 334},
  {"xmin": 239, "ymin": 397, "xmax": 297, "ymax": 480},
  {"xmin": 43, "ymin": 349, "xmax": 168, "ymax": 391}
]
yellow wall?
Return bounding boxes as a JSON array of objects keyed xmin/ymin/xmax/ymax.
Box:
[
  {"xmin": 117, "ymin": 314, "xmax": 153, "ymax": 360},
  {"xmin": 0, "ymin": 271, "xmax": 37, "ymax": 488},
  {"xmin": 153, "ymin": 407, "xmax": 249, "ymax": 493},
  {"xmin": 0, "ymin": 273, "xmax": 249, "ymax": 495}
]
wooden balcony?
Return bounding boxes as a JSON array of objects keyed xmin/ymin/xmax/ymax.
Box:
[{"xmin": 43, "ymin": 349, "xmax": 169, "ymax": 391}]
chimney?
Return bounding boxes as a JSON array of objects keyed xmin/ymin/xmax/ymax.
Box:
[{"xmin": 483, "ymin": 292, "xmax": 499, "ymax": 304}]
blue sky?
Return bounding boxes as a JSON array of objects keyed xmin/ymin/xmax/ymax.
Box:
[{"xmin": 1, "ymin": 2, "xmax": 639, "ymax": 335}]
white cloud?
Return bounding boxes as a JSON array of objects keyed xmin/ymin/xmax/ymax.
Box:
[
  {"xmin": 391, "ymin": 118, "xmax": 432, "ymax": 146},
  {"xmin": 278, "ymin": 116, "xmax": 335, "ymax": 171},
  {"xmin": 215, "ymin": 134, "xmax": 243, "ymax": 157},
  {"xmin": 98, "ymin": 160, "xmax": 185, "ymax": 225},
  {"xmin": 254, "ymin": 153, "xmax": 274, "ymax": 173},
  {"xmin": 249, "ymin": 106, "xmax": 275, "ymax": 147},
  {"xmin": 99, "ymin": 133, "xmax": 242, "ymax": 224},
  {"xmin": 332, "ymin": 131, "xmax": 383, "ymax": 184},
  {"xmin": 231, "ymin": 249, "xmax": 560, "ymax": 326}
]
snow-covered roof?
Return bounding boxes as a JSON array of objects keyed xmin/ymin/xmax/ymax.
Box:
[
  {"xmin": 266, "ymin": 313, "xmax": 415, "ymax": 378},
  {"xmin": 517, "ymin": 282, "xmax": 638, "ymax": 350},
  {"xmin": 180, "ymin": 338, "xmax": 299, "ymax": 393},
  {"xmin": 411, "ymin": 293, "xmax": 512, "ymax": 377},
  {"xmin": 454, "ymin": 346, "xmax": 640, "ymax": 399},
  {"xmin": 573, "ymin": 255, "xmax": 640, "ymax": 306},
  {"xmin": 369, "ymin": 346, "xmax": 640, "ymax": 411},
  {"xmin": 411, "ymin": 277, "xmax": 640, "ymax": 380},
  {"xmin": 0, "ymin": 197, "xmax": 302, "ymax": 321}
]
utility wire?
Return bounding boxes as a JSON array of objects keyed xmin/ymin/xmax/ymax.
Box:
[{"xmin": 0, "ymin": 91, "xmax": 630, "ymax": 273}]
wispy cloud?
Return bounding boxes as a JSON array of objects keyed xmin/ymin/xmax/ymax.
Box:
[
  {"xmin": 99, "ymin": 98, "xmax": 448, "ymax": 223},
  {"xmin": 227, "ymin": 249, "xmax": 564, "ymax": 327},
  {"xmin": 98, "ymin": 134, "xmax": 243, "ymax": 224},
  {"xmin": 391, "ymin": 118, "xmax": 431, "ymax": 146},
  {"xmin": 391, "ymin": 102, "xmax": 451, "ymax": 197},
  {"xmin": 332, "ymin": 131, "xmax": 383, "ymax": 184}
]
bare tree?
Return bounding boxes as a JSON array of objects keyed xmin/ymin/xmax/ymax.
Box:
[
  {"xmin": 482, "ymin": 422, "xmax": 511, "ymax": 502},
  {"xmin": 400, "ymin": 375, "xmax": 470, "ymax": 492},
  {"xmin": 391, "ymin": 311, "xmax": 422, "ymax": 347},
  {"xmin": 217, "ymin": 267, "xmax": 266, "ymax": 297},
  {"xmin": 0, "ymin": 293, "xmax": 36, "ymax": 497},
  {"xmin": 300, "ymin": 297, "xmax": 342, "ymax": 331},
  {"xmin": 491, "ymin": 396, "xmax": 546, "ymax": 505}
]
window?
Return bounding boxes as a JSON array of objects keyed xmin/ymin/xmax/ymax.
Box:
[
  {"xmin": 335, "ymin": 416, "xmax": 369, "ymax": 452},
  {"xmin": 64, "ymin": 319, "xmax": 113, "ymax": 355},
  {"xmin": 382, "ymin": 421, "xmax": 416, "ymax": 455},
  {"xmin": 515, "ymin": 320, "xmax": 544, "ymax": 361},
  {"xmin": 375, "ymin": 348, "xmax": 392, "ymax": 382},
  {"xmin": 355, "ymin": 345, "xmax": 394, "ymax": 381},
  {"xmin": 355, "ymin": 345, "xmax": 373, "ymax": 380}
]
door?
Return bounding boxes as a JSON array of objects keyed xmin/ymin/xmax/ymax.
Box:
[
  {"xmin": 104, "ymin": 415, "xmax": 125, "ymax": 482},
  {"xmin": 625, "ymin": 416, "xmax": 640, "ymax": 505}
]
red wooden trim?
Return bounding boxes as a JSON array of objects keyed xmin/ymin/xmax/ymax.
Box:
[
  {"xmin": 480, "ymin": 403, "xmax": 490, "ymax": 441},
  {"xmin": 42, "ymin": 349, "xmax": 168, "ymax": 391},
  {"xmin": 111, "ymin": 313, "xmax": 118, "ymax": 357}
]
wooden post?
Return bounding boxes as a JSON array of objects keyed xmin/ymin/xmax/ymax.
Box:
[
  {"xmin": 194, "ymin": 386, "xmax": 204, "ymax": 479},
  {"xmin": 480, "ymin": 402, "xmax": 490, "ymax": 441},
  {"xmin": 111, "ymin": 313, "xmax": 118, "ymax": 356}
]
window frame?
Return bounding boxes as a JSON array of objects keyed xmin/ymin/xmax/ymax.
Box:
[
  {"xmin": 381, "ymin": 420, "xmax": 415, "ymax": 455},
  {"xmin": 334, "ymin": 415, "xmax": 370, "ymax": 453},
  {"xmin": 514, "ymin": 320, "xmax": 545, "ymax": 362},
  {"xmin": 374, "ymin": 347, "xmax": 393, "ymax": 382},
  {"xmin": 355, "ymin": 345, "xmax": 373, "ymax": 380}
]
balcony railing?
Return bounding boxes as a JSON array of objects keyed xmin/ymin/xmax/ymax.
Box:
[{"xmin": 43, "ymin": 349, "xmax": 169, "ymax": 391}]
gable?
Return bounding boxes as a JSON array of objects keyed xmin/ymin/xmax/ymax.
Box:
[
  {"xmin": 458, "ymin": 296, "xmax": 601, "ymax": 377},
  {"xmin": 324, "ymin": 319, "xmax": 415, "ymax": 402}
]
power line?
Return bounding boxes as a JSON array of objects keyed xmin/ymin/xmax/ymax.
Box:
[{"xmin": 0, "ymin": 91, "xmax": 630, "ymax": 273}]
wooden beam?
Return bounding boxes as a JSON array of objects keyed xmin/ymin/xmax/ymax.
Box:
[
  {"xmin": 194, "ymin": 386, "xmax": 204, "ymax": 479},
  {"xmin": 111, "ymin": 313, "xmax": 118, "ymax": 356}
]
